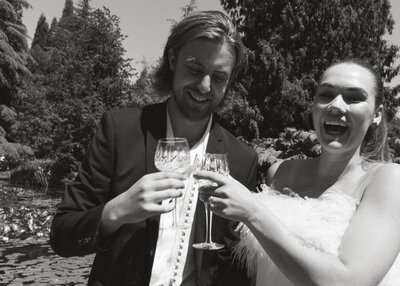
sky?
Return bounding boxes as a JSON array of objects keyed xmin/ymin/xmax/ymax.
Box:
[
  {"xmin": 22, "ymin": 0, "xmax": 400, "ymax": 85},
  {"xmin": 22, "ymin": 0, "xmax": 224, "ymax": 75}
]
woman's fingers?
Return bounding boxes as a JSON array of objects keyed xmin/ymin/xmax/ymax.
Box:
[
  {"xmin": 207, "ymin": 196, "xmax": 228, "ymax": 217},
  {"xmin": 194, "ymin": 171, "xmax": 230, "ymax": 185},
  {"xmin": 147, "ymin": 171, "xmax": 187, "ymax": 180},
  {"xmin": 141, "ymin": 176, "xmax": 186, "ymax": 193},
  {"xmin": 208, "ymin": 196, "xmax": 225, "ymax": 207}
]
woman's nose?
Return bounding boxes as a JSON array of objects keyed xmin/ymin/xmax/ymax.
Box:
[
  {"xmin": 327, "ymin": 94, "xmax": 348, "ymax": 114},
  {"xmin": 197, "ymin": 75, "xmax": 211, "ymax": 94}
]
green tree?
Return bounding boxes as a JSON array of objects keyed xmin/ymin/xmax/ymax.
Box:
[
  {"xmin": 29, "ymin": 14, "xmax": 53, "ymax": 74},
  {"xmin": 31, "ymin": 14, "xmax": 50, "ymax": 48},
  {"xmin": 11, "ymin": 0, "xmax": 135, "ymax": 184},
  {"xmin": 77, "ymin": 0, "xmax": 90, "ymax": 19},
  {"xmin": 0, "ymin": 0, "xmax": 31, "ymax": 106},
  {"xmin": 61, "ymin": 0, "xmax": 73, "ymax": 18},
  {"xmin": 129, "ymin": 66, "xmax": 165, "ymax": 108},
  {"xmin": 181, "ymin": 0, "xmax": 197, "ymax": 18},
  {"xmin": 48, "ymin": 17, "xmax": 57, "ymax": 43},
  {"xmin": 221, "ymin": 0, "xmax": 400, "ymax": 138},
  {"xmin": 57, "ymin": 0, "xmax": 81, "ymax": 37},
  {"xmin": 46, "ymin": 2, "xmax": 135, "ymax": 152}
]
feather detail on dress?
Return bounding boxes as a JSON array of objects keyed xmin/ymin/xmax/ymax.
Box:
[
  {"xmin": 234, "ymin": 185, "xmax": 400, "ymax": 285},
  {"xmin": 233, "ymin": 185, "xmax": 359, "ymax": 278}
]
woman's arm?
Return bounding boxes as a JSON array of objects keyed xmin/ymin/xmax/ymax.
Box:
[
  {"xmin": 265, "ymin": 160, "xmax": 284, "ymax": 187},
  {"xmin": 197, "ymin": 163, "xmax": 400, "ymax": 286}
]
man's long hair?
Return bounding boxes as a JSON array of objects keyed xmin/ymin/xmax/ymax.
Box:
[{"xmin": 153, "ymin": 10, "xmax": 244, "ymax": 96}]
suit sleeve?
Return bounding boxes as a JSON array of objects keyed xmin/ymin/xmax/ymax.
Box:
[
  {"xmin": 243, "ymin": 151, "xmax": 258, "ymax": 191},
  {"xmin": 50, "ymin": 111, "xmax": 116, "ymax": 257}
]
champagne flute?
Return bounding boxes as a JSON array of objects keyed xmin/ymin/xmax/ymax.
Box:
[
  {"xmin": 193, "ymin": 153, "xmax": 229, "ymax": 250},
  {"xmin": 154, "ymin": 137, "xmax": 190, "ymax": 228}
]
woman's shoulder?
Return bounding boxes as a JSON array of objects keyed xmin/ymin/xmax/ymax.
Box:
[
  {"xmin": 366, "ymin": 162, "xmax": 400, "ymax": 182},
  {"xmin": 266, "ymin": 158, "xmax": 313, "ymax": 187},
  {"xmin": 363, "ymin": 162, "xmax": 400, "ymax": 203}
]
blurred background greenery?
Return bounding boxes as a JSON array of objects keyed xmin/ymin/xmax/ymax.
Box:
[{"xmin": 1, "ymin": 0, "xmax": 400, "ymax": 193}]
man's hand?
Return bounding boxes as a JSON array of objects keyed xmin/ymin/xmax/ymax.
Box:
[{"xmin": 100, "ymin": 172, "xmax": 186, "ymax": 235}]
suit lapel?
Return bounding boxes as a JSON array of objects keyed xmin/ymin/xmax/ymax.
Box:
[
  {"xmin": 142, "ymin": 102, "xmax": 167, "ymax": 248},
  {"xmin": 142, "ymin": 101, "xmax": 167, "ymax": 175},
  {"xmin": 206, "ymin": 121, "xmax": 223, "ymax": 154}
]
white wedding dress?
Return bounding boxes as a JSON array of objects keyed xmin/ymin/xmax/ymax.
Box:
[{"xmin": 233, "ymin": 187, "xmax": 400, "ymax": 286}]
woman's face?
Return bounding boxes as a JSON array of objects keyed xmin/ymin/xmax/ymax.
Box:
[{"xmin": 312, "ymin": 62, "xmax": 380, "ymax": 155}]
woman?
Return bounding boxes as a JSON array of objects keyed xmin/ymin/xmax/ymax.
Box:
[{"xmin": 195, "ymin": 59, "xmax": 400, "ymax": 285}]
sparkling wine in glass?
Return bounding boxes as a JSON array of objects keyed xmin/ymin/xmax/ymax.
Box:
[
  {"xmin": 154, "ymin": 137, "xmax": 190, "ymax": 228},
  {"xmin": 193, "ymin": 153, "xmax": 229, "ymax": 250}
]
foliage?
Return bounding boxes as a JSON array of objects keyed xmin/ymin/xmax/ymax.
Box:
[
  {"xmin": 181, "ymin": 0, "xmax": 197, "ymax": 18},
  {"xmin": 0, "ymin": 187, "xmax": 55, "ymax": 241},
  {"xmin": 217, "ymin": 86, "xmax": 263, "ymax": 139},
  {"xmin": 220, "ymin": 0, "xmax": 400, "ymax": 138},
  {"xmin": 241, "ymin": 128, "xmax": 321, "ymax": 183},
  {"xmin": 4, "ymin": 0, "xmax": 399, "ymax": 189},
  {"xmin": 0, "ymin": 137, "xmax": 34, "ymax": 168},
  {"xmin": 0, "ymin": 104, "xmax": 16, "ymax": 131},
  {"xmin": 9, "ymin": 158, "xmax": 51, "ymax": 191},
  {"xmin": 127, "ymin": 67, "xmax": 166, "ymax": 108},
  {"xmin": 31, "ymin": 14, "xmax": 50, "ymax": 48},
  {"xmin": 388, "ymin": 117, "xmax": 400, "ymax": 162},
  {"xmin": 0, "ymin": 0, "xmax": 32, "ymax": 106},
  {"xmin": 9, "ymin": 0, "xmax": 135, "ymax": 184},
  {"xmin": 61, "ymin": 0, "xmax": 74, "ymax": 18}
]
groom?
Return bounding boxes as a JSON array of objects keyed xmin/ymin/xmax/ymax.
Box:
[{"xmin": 50, "ymin": 10, "xmax": 258, "ymax": 286}]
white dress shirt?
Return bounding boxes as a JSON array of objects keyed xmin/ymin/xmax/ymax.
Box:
[{"xmin": 149, "ymin": 112, "xmax": 212, "ymax": 286}]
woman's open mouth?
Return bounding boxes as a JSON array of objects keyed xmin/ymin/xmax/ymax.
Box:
[{"xmin": 323, "ymin": 120, "xmax": 349, "ymax": 136}]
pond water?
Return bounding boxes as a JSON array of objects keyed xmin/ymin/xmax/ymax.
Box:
[
  {"xmin": 0, "ymin": 184, "xmax": 93, "ymax": 285},
  {"xmin": 0, "ymin": 238, "xmax": 94, "ymax": 285}
]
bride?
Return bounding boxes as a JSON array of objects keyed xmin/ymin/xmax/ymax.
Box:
[{"xmin": 195, "ymin": 59, "xmax": 400, "ymax": 285}]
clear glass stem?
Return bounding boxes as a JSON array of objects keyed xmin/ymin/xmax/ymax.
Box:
[
  {"xmin": 172, "ymin": 197, "xmax": 177, "ymax": 227},
  {"xmin": 204, "ymin": 203, "xmax": 213, "ymax": 244}
]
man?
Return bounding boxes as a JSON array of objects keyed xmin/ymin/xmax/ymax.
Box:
[{"xmin": 50, "ymin": 11, "xmax": 258, "ymax": 286}]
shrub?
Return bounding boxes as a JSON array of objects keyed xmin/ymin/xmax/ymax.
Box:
[
  {"xmin": 9, "ymin": 159, "xmax": 52, "ymax": 191},
  {"xmin": 242, "ymin": 128, "xmax": 321, "ymax": 184}
]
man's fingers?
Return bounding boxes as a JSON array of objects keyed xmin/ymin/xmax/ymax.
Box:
[
  {"xmin": 149, "ymin": 199, "xmax": 176, "ymax": 213},
  {"xmin": 152, "ymin": 188, "xmax": 183, "ymax": 202}
]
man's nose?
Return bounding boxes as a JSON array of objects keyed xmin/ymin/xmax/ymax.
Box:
[
  {"xmin": 197, "ymin": 75, "xmax": 211, "ymax": 94},
  {"xmin": 327, "ymin": 94, "xmax": 348, "ymax": 114}
]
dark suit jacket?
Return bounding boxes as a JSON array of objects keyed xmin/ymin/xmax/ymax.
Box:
[{"xmin": 50, "ymin": 102, "xmax": 258, "ymax": 286}]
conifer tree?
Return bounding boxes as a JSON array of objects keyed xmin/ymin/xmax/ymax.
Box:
[
  {"xmin": 11, "ymin": 0, "xmax": 135, "ymax": 181},
  {"xmin": 61, "ymin": 0, "xmax": 73, "ymax": 18},
  {"xmin": 0, "ymin": 0, "xmax": 31, "ymax": 106},
  {"xmin": 31, "ymin": 14, "xmax": 50, "ymax": 48},
  {"xmin": 77, "ymin": 0, "xmax": 90, "ymax": 19}
]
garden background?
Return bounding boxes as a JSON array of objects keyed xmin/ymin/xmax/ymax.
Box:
[{"xmin": 1, "ymin": 0, "xmax": 400, "ymax": 284}]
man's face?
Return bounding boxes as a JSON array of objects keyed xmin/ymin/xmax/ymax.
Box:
[{"xmin": 168, "ymin": 38, "xmax": 236, "ymax": 122}]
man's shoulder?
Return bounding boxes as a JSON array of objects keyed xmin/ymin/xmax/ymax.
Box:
[
  {"xmin": 106, "ymin": 102, "xmax": 166, "ymax": 122},
  {"xmin": 107, "ymin": 106, "xmax": 141, "ymax": 119},
  {"xmin": 216, "ymin": 124, "xmax": 256, "ymax": 157}
]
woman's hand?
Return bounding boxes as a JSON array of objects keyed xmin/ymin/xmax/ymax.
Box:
[{"xmin": 194, "ymin": 171, "xmax": 257, "ymax": 223}]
